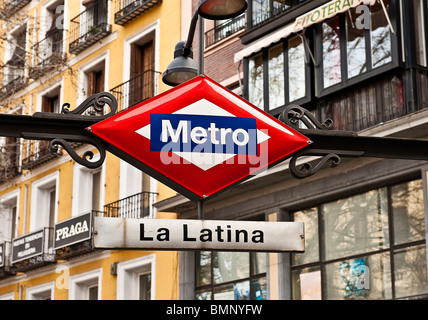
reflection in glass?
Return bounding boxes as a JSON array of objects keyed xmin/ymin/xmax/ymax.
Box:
[
  {"xmin": 371, "ymin": 1, "xmax": 392, "ymax": 68},
  {"xmin": 288, "ymin": 36, "xmax": 306, "ymax": 102},
  {"xmin": 324, "ymin": 253, "xmax": 392, "ymax": 300},
  {"xmin": 251, "ymin": 277, "xmax": 267, "ymax": 300},
  {"xmin": 213, "ymin": 252, "xmax": 249, "ymax": 284},
  {"xmin": 323, "ymin": 17, "xmax": 341, "ymax": 88},
  {"xmin": 268, "ymin": 44, "xmax": 285, "ymax": 110},
  {"xmin": 391, "ymin": 179, "xmax": 425, "ymax": 245},
  {"xmin": 213, "ymin": 280, "xmax": 250, "ymax": 300},
  {"xmin": 196, "ymin": 251, "xmax": 212, "ymax": 286},
  {"xmin": 394, "ymin": 245, "xmax": 428, "ymax": 298},
  {"xmin": 293, "ymin": 208, "xmax": 319, "ymax": 266},
  {"xmin": 347, "ymin": 9, "xmax": 366, "ymax": 78},
  {"xmin": 249, "ymin": 53, "xmax": 264, "ymax": 109},
  {"xmin": 252, "ymin": 252, "xmax": 267, "ymax": 275},
  {"xmin": 291, "ymin": 266, "xmax": 322, "ymax": 300},
  {"xmin": 322, "ymin": 188, "xmax": 389, "ymax": 260}
]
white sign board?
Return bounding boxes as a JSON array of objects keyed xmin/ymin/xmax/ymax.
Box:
[{"xmin": 94, "ymin": 217, "xmax": 305, "ymax": 252}]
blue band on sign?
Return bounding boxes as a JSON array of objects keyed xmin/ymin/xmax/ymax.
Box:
[{"xmin": 150, "ymin": 114, "xmax": 258, "ymax": 155}]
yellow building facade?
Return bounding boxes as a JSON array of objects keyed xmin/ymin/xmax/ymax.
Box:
[{"xmin": 0, "ymin": 0, "xmax": 188, "ymax": 300}]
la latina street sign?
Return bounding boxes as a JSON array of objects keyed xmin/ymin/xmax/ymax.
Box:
[
  {"xmin": 88, "ymin": 75, "xmax": 309, "ymax": 253},
  {"xmin": 88, "ymin": 75, "xmax": 310, "ymax": 201}
]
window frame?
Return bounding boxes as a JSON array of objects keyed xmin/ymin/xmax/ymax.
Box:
[
  {"xmin": 291, "ymin": 177, "xmax": 428, "ymax": 300},
  {"xmin": 314, "ymin": 0, "xmax": 401, "ymax": 98},
  {"xmin": 244, "ymin": 35, "xmax": 312, "ymax": 115}
]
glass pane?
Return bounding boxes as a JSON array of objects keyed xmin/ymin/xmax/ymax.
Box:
[
  {"xmin": 213, "ymin": 280, "xmax": 250, "ymax": 300},
  {"xmin": 251, "ymin": 277, "xmax": 267, "ymax": 300},
  {"xmin": 291, "ymin": 266, "xmax": 322, "ymax": 300},
  {"xmin": 322, "ymin": 188, "xmax": 390, "ymax": 260},
  {"xmin": 196, "ymin": 288, "xmax": 212, "ymax": 300},
  {"xmin": 139, "ymin": 273, "xmax": 151, "ymax": 300},
  {"xmin": 196, "ymin": 251, "xmax": 212, "ymax": 286},
  {"xmin": 213, "ymin": 252, "xmax": 249, "ymax": 284},
  {"xmin": 324, "ymin": 253, "xmax": 392, "ymax": 300},
  {"xmin": 252, "ymin": 252, "xmax": 267, "ymax": 275},
  {"xmin": 288, "ymin": 36, "xmax": 306, "ymax": 102},
  {"xmin": 248, "ymin": 53, "xmax": 264, "ymax": 109},
  {"xmin": 323, "ymin": 17, "xmax": 341, "ymax": 88},
  {"xmin": 391, "ymin": 179, "xmax": 425, "ymax": 245},
  {"xmin": 394, "ymin": 245, "xmax": 428, "ymax": 298},
  {"xmin": 268, "ymin": 44, "xmax": 285, "ymax": 110},
  {"xmin": 252, "ymin": 0, "xmax": 269, "ymax": 26},
  {"xmin": 347, "ymin": 8, "xmax": 367, "ymax": 78},
  {"xmin": 371, "ymin": 1, "xmax": 392, "ymax": 68},
  {"xmin": 292, "ymin": 208, "xmax": 319, "ymax": 265}
]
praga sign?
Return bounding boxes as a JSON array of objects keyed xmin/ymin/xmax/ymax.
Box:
[{"xmin": 88, "ymin": 76, "xmax": 310, "ymax": 201}]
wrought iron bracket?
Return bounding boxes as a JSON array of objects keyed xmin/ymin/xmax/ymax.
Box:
[{"xmin": 279, "ymin": 104, "xmax": 428, "ymax": 179}]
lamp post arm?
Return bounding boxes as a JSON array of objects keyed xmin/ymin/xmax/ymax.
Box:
[{"xmin": 183, "ymin": 10, "xmax": 200, "ymax": 57}]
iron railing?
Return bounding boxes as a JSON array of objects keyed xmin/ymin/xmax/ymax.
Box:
[
  {"xmin": 69, "ymin": 0, "xmax": 111, "ymax": 54},
  {"xmin": 110, "ymin": 70, "xmax": 160, "ymax": 112},
  {"xmin": 114, "ymin": 0, "xmax": 162, "ymax": 26},
  {"xmin": 205, "ymin": 14, "xmax": 245, "ymax": 47},
  {"xmin": 30, "ymin": 29, "xmax": 66, "ymax": 79},
  {"xmin": 2, "ymin": 0, "xmax": 32, "ymax": 16},
  {"xmin": 103, "ymin": 191, "xmax": 158, "ymax": 219}
]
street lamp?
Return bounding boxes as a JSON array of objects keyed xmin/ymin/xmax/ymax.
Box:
[{"xmin": 162, "ymin": 0, "xmax": 248, "ymax": 87}]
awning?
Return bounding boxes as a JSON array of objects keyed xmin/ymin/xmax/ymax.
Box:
[{"xmin": 235, "ymin": 0, "xmax": 377, "ymax": 62}]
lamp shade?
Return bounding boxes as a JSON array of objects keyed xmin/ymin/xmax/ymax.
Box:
[
  {"xmin": 198, "ymin": 0, "xmax": 247, "ymax": 20},
  {"xmin": 162, "ymin": 41, "xmax": 199, "ymax": 87}
]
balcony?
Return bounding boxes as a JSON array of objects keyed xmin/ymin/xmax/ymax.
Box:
[
  {"xmin": 103, "ymin": 191, "xmax": 158, "ymax": 219},
  {"xmin": 0, "ymin": 76, "xmax": 27, "ymax": 99},
  {"xmin": 69, "ymin": 0, "xmax": 111, "ymax": 55},
  {"xmin": 110, "ymin": 70, "xmax": 160, "ymax": 111},
  {"xmin": 29, "ymin": 29, "xmax": 66, "ymax": 80},
  {"xmin": 205, "ymin": 14, "xmax": 245, "ymax": 48},
  {"xmin": 0, "ymin": 242, "xmax": 15, "ymax": 279},
  {"xmin": 21, "ymin": 140, "xmax": 62, "ymax": 170},
  {"xmin": 3, "ymin": 0, "xmax": 32, "ymax": 16},
  {"xmin": 114, "ymin": 0, "xmax": 162, "ymax": 26}
]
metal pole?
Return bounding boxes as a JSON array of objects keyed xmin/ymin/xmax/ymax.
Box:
[{"xmin": 198, "ymin": 200, "xmax": 204, "ymax": 220}]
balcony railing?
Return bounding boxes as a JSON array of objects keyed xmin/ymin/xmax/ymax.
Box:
[
  {"xmin": 22, "ymin": 140, "xmax": 62, "ymax": 170},
  {"xmin": 0, "ymin": 75, "xmax": 27, "ymax": 99},
  {"xmin": 103, "ymin": 191, "xmax": 158, "ymax": 219},
  {"xmin": 110, "ymin": 69, "xmax": 160, "ymax": 112},
  {"xmin": 69, "ymin": 0, "xmax": 111, "ymax": 55},
  {"xmin": 114, "ymin": 0, "xmax": 162, "ymax": 26},
  {"xmin": 3, "ymin": 0, "xmax": 32, "ymax": 16},
  {"xmin": 205, "ymin": 14, "xmax": 245, "ymax": 48},
  {"xmin": 30, "ymin": 29, "xmax": 66, "ymax": 79}
]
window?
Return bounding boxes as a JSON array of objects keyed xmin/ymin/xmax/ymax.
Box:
[
  {"xmin": 69, "ymin": 269, "xmax": 102, "ymax": 300},
  {"xmin": 316, "ymin": 1, "xmax": 396, "ymax": 95},
  {"xmin": 116, "ymin": 254, "xmax": 155, "ymax": 300},
  {"xmin": 27, "ymin": 282, "xmax": 54, "ymax": 300},
  {"xmin": 78, "ymin": 54, "xmax": 108, "ymax": 105},
  {"xmin": 250, "ymin": 0, "xmax": 307, "ymax": 29},
  {"xmin": 129, "ymin": 40, "xmax": 154, "ymax": 107},
  {"xmin": 291, "ymin": 179, "xmax": 428, "ymax": 300},
  {"xmin": 0, "ymin": 190, "xmax": 19, "ymax": 242},
  {"xmin": 195, "ymin": 251, "xmax": 267, "ymax": 300},
  {"xmin": 30, "ymin": 172, "xmax": 59, "ymax": 232},
  {"xmin": 247, "ymin": 35, "xmax": 310, "ymax": 113},
  {"xmin": 72, "ymin": 163, "xmax": 104, "ymax": 215}
]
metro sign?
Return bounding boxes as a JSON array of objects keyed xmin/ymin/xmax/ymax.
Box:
[{"xmin": 88, "ymin": 76, "xmax": 310, "ymax": 201}]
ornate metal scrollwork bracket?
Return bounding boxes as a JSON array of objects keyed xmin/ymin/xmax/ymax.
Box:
[
  {"xmin": 29, "ymin": 92, "xmax": 118, "ymax": 169},
  {"xmin": 60, "ymin": 92, "xmax": 118, "ymax": 120},
  {"xmin": 279, "ymin": 105, "xmax": 364, "ymax": 179},
  {"xmin": 289, "ymin": 149, "xmax": 364, "ymax": 179},
  {"xmin": 278, "ymin": 104, "xmax": 333, "ymax": 131}
]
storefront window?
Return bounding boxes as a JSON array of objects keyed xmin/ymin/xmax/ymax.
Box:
[
  {"xmin": 371, "ymin": 1, "xmax": 392, "ymax": 68},
  {"xmin": 196, "ymin": 251, "xmax": 267, "ymax": 300},
  {"xmin": 288, "ymin": 36, "xmax": 306, "ymax": 102},
  {"xmin": 292, "ymin": 179, "xmax": 428, "ymax": 300},
  {"xmin": 347, "ymin": 9, "xmax": 367, "ymax": 78}
]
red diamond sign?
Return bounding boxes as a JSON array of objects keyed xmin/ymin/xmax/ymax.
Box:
[{"xmin": 88, "ymin": 76, "xmax": 310, "ymax": 201}]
